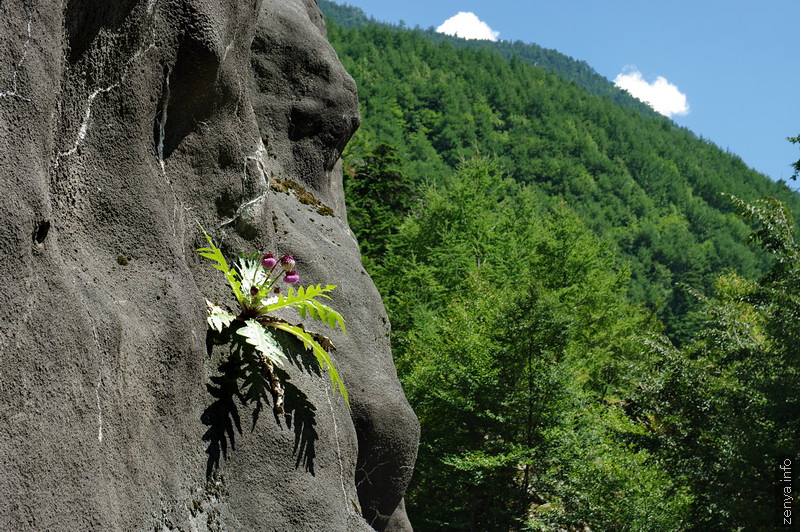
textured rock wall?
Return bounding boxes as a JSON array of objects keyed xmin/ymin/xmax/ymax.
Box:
[{"xmin": 0, "ymin": 0, "xmax": 418, "ymax": 530}]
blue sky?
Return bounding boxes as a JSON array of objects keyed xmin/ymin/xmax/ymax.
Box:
[{"xmin": 331, "ymin": 0, "xmax": 800, "ymax": 183}]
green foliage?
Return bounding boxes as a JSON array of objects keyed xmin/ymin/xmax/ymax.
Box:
[
  {"xmin": 198, "ymin": 228, "xmax": 243, "ymax": 306},
  {"xmin": 343, "ymin": 143, "xmax": 416, "ymax": 268},
  {"xmin": 197, "ymin": 225, "xmax": 348, "ymax": 405},
  {"xmin": 267, "ymin": 285, "xmax": 346, "ymax": 333},
  {"xmin": 268, "ymin": 321, "xmax": 348, "ymax": 401},
  {"xmin": 319, "ymin": 5, "xmax": 800, "ymax": 527},
  {"xmin": 789, "ymin": 134, "xmax": 800, "ymax": 180},
  {"xmin": 323, "ymin": 13, "xmax": 800, "ymax": 341},
  {"xmin": 529, "ymin": 404, "xmax": 693, "ymax": 531},
  {"xmin": 317, "ymin": 0, "xmax": 373, "ymax": 29},
  {"xmin": 631, "ymin": 196, "xmax": 800, "ymax": 530},
  {"xmin": 360, "ymin": 160, "xmax": 797, "ymax": 530},
  {"xmin": 369, "ymin": 159, "xmax": 688, "ymax": 529},
  {"xmin": 319, "ymin": 0, "xmax": 659, "ymax": 116},
  {"xmin": 729, "ymin": 194, "xmax": 798, "ymax": 260},
  {"xmin": 400, "ymin": 277, "xmax": 561, "ymax": 530}
]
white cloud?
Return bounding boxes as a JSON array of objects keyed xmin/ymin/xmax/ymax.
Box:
[
  {"xmin": 436, "ymin": 12, "xmax": 500, "ymax": 41},
  {"xmin": 614, "ymin": 69, "xmax": 690, "ymax": 118}
]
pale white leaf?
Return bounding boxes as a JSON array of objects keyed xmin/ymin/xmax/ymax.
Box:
[
  {"xmin": 205, "ymin": 299, "xmax": 235, "ymax": 333},
  {"xmin": 236, "ymin": 320, "xmax": 288, "ymax": 365}
]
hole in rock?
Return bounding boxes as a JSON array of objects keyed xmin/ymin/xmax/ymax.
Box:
[{"xmin": 33, "ymin": 220, "xmax": 50, "ymax": 244}]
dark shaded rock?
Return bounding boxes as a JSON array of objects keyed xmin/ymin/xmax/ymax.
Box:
[{"xmin": 0, "ymin": 0, "xmax": 418, "ymax": 530}]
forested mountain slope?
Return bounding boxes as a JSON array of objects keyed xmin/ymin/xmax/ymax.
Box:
[
  {"xmin": 320, "ymin": 6, "xmax": 800, "ymax": 339},
  {"xmin": 319, "ymin": 1, "xmax": 659, "ymax": 116},
  {"xmin": 318, "ymin": 4, "xmax": 800, "ymax": 530}
]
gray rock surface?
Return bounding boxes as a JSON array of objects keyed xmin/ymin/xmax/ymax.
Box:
[{"xmin": 0, "ymin": 0, "xmax": 419, "ymax": 530}]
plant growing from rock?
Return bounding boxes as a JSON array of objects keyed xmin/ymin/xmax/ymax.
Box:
[{"xmin": 198, "ymin": 225, "xmax": 348, "ymax": 412}]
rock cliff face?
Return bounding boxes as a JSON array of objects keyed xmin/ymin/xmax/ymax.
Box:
[{"xmin": 0, "ymin": 0, "xmax": 419, "ymax": 530}]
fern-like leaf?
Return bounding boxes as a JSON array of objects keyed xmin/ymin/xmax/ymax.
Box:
[
  {"xmin": 237, "ymin": 320, "xmax": 288, "ymax": 366},
  {"xmin": 197, "ymin": 223, "xmax": 243, "ymax": 305},
  {"xmin": 263, "ymin": 284, "xmax": 346, "ymax": 333},
  {"xmin": 267, "ymin": 321, "xmax": 349, "ymax": 406}
]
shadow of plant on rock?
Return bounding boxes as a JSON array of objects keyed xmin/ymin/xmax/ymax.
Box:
[{"xmin": 202, "ymin": 328, "xmax": 320, "ymax": 477}]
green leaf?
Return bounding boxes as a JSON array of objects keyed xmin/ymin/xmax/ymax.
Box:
[
  {"xmin": 267, "ymin": 321, "xmax": 349, "ymax": 406},
  {"xmin": 236, "ymin": 320, "xmax": 288, "ymax": 366},
  {"xmin": 263, "ymin": 284, "xmax": 346, "ymax": 333},
  {"xmin": 197, "ymin": 223, "xmax": 243, "ymax": 305}
]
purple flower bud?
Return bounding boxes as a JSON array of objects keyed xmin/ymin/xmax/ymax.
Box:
[
  {"xmin": 280, "ymin": 254, "xmax": 296, "ymax": 271},
  {"xmin": 250, "ymin": 285, "xmax": 259, "ymax": 296},
  {"xmin": 283, "ymin": 270, "xmax": 300, "ymax": 283},
  {"xmin": 261, "ymin": 253, "xmax": 277, "ymax": 269}
]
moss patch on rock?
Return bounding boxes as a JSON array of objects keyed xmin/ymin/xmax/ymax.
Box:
[{"xmin": 270, "ymin": 177, "xmax": 336, "ymax": 216}]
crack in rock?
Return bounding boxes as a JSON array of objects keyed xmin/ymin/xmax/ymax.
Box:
[
  {"xmin": 95, "ymin": 374, "xmax": 104, "ymax": 442},
  {"xmin": 218, "ymin": 191, "xmax": 269, "ymax": 228},
  {"xmin": 217, "ymin": 138, "xmax": 272, "ymax": 228},
  {"xmin": 243, "ymin": 137, "xmax": 269, "ymax": 185},
  {"xmin": 156, "ymin": 67, "xmax": 170, "ymax": 172},
  {"xmin": 0, "ymin": 273, "xmax": 36, "ymax": 353},
  {"xmin": 220, "ymin": 40, "xmax": 235, "ymax": 66},
  {"xmin": 325, "ymin": 386, "xmax": 352, "ymax": 515},
  {"xmin": 54, "ymin": 84, "xmax": 119, "ymax": 167},
  {"xmin": 153, "ymin": 66, "xmax": 193, "ymax": 244},
  {"xmin": 71, "ymin": 272, "xmax": 108, "ymax": 444},
  {"xmin": 0, "ymin": 18, "xmax": 32, "ymax": 102},
  {"xmin": 54, "ymin": 41, "xmax": 156, "ymax": 168},
  {"xmin": 355, "ymin": 459, "xmax": 389, "ymax": 489}
]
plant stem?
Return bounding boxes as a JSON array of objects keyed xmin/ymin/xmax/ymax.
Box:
[
  {"xmin": 265, "ymin": 269, "xmax": 287, "ymax": 292},
  {"xmin": 257, "ymin": 352, "xmax": 285, "ymax": 414}
]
